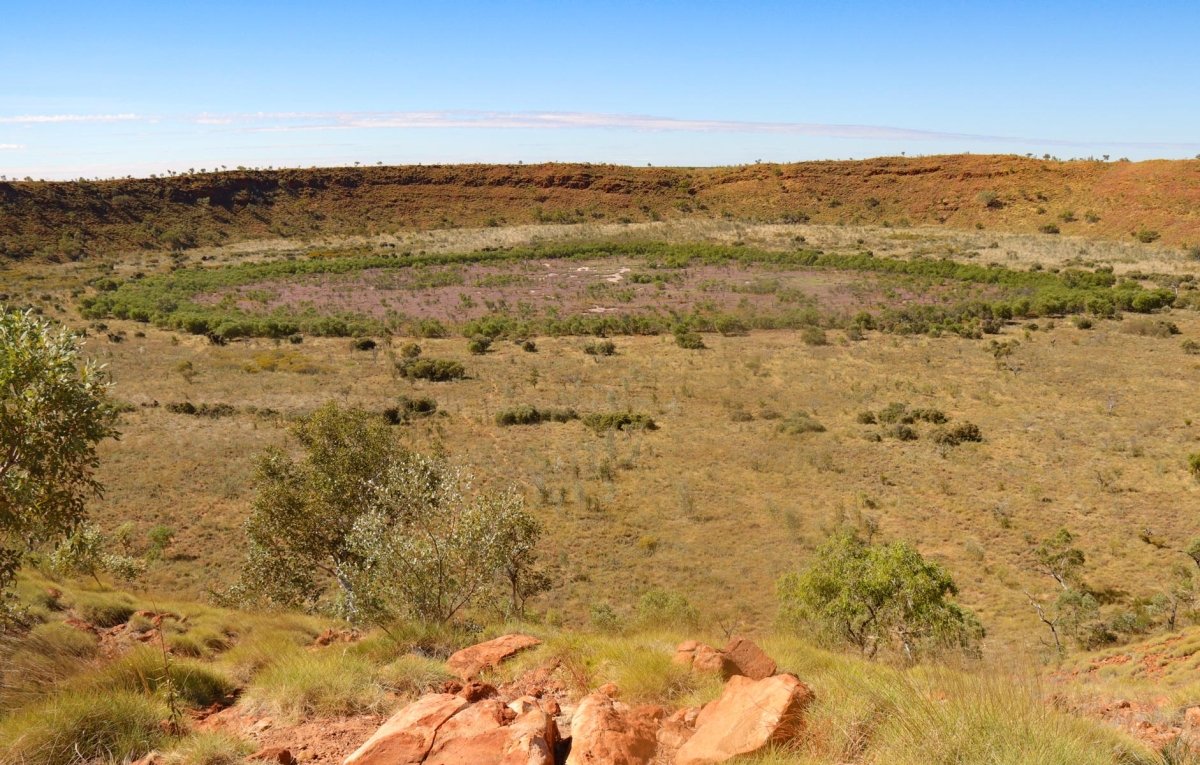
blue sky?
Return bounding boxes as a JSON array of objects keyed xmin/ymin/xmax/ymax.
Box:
[{"xmin": 2, "ymin": 1, "xmax": 1198, "ymax": 179}]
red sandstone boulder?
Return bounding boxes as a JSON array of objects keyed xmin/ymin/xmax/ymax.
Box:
[
  {"xmin": 343, "ymin": 693, "xmax": 468, "ymax": 765},
  {"xmin": 657, "ymin": 706, "xmax": 700, "ymax": 752},
  {"xmin": 691, "ymin": 644, "xmax": 732, "ymax": 676},
  {"xmin": 673, "ymin": 674, "xmax": 814, "ymax": 765},
  {"xmin": 447, "ymin": 634, "xmax": 542, "ymax": 680},
  {"xmin": 722, "ymin": 636, "xmax": 777, "ymax": 680},
  {"xmin": 425, "ymin": 699, "xmax": 556, "ymax": 765},
  {"xmin": 565, "ymin": 692, "xmax": 660, "ymax": 765},
  {"xmin": 249, "ymin": 747, "xmax": 296, "ymax": 765},
  {"xmin": 343, "ymin": 691, "xmax": 556, "ymax": 765}
]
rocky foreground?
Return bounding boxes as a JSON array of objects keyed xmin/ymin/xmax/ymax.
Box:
[{"xmin": 199, "ymin": 633, "xmax": 812, "ymax": 765}]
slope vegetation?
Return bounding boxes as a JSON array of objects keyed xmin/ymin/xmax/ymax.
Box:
[{"xmin": 4, "ymin": 155, "xmax": 1200, "ymax": 259}]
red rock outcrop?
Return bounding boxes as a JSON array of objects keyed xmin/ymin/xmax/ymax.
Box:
[
  {"xmin": 673, "ymin": 674, "xmax": 813, "ymax": 765},
  {"xmin": 447, "ymin": 634, "xmax": 543, "ymax": 680}
]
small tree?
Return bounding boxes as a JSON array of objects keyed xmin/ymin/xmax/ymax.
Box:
[
  {"xmin": 1030, "ymin": 528, "xmax": 1086, "ymax": 590},
  {"xmin": 778, "ymin": 530, "xmax": 983, "ymax": 660},
  {"xmin": 228, "ymin": 403, "xmax": 549, "ymax": 624},
  {"xmin": 49, "ymin": 522, "xmax": 145, "ymax": 584},
  {"xmin": 226, "ymin": 403, "xmax": 418, "ymax": 614},
  {"xmin": 339, "ymin": 458, "xmax": 546, "ymax": 624},
  {"xmin": 1, "ymin": 309, "xmax": 117, "ymax": 622}
]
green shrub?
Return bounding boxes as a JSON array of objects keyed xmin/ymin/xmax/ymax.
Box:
[
  {"xmin": 856, "ymin": 411, "xmax": 877, "ymax": 425},
  {"xmin": 383, "ymin": 396, "xmax": 438, "ymax": 424},
  {"xmin": 166, "ymin": 402, "xmax": 237, "ymax": 418},
  {"xmin": 0, "ymin": 691, "xmax": 165, "ymax": 765},
  {"xmin": 876, "ymin": 402, "xmax": 912, "ymax": 425},
  {"xmin": 909, "ymin": 407, "xmax": 948, "ymax": 424},
  {"xmin": 1134, "ymin": 228, "xmax": 1161, "ymax": 244},
  {"xmin": 778, "ymin": 412, "xmax": 826, "ymax": 435},
  {"xmin": 1072, "ymin": 316, "xmax": 1094, "ymax": 329},
  {"xmin": 589, "ymin": 603, "xmax": 623, "ymax": 633},
  {"xmin": 583, "ymin": 340, "xmax": 617, "ymax": 356},
  {"xmin": 635, "ymin": 589, "xmax": 699, "ymax": 629},
  {"xmin": 399, "ymin": 342, "xmax": 422, "ymax": 358},
  {"xmin": 673, "ymin": 328, "xmax": 706, "ymax": 350},
  {"xmin": 933, "ymin": 422, "xmax": 984, "ymax": 446},
  {"xmin": 884, "ymin": 423, "xmax": 919, "ymax": 441},
  {"xmin": 1039, "ymin": 224, "xmax": 1061, "ymax": 235},
  {"xmin": 396, "ymin": 358, "xmax": 466, "ymax": 381},
  {"xmin": 582, "ymin": 412, "xmax": 657, "ymax": 433},
  {"xmin": 467, "ymin": 335, "xmax": 492, "ymax": 354},
  {"xmin": 495, "ymin": 405, "xmax": 579, "ymax": 426},
  {"xmin": 1189, "ymin": 453, "xmax": 1200, "ymax": 482},
  {"xmin": 800, "ymin": 326, "xmax": 828, "ymax": 346}
]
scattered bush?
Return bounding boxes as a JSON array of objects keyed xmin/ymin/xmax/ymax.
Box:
[
  {"xmin": 495, "ymin": 405, "xmax": 579, "ymax": 426},
  {"xmin": 884, "ymin": 423, "xmax": 919, "ymax": 441},
  {"xmin": 778, "ymin": 412, "xmax": 826, "ymax": 435},
  {"xmin": 635, "ymin": 589, "xmax": 699, "ymax": 629},
  {"xmin": 1134, "ymin": 228, "xmax": 1161, "ymax": 244},
  {"xmin": 1039, "ymin": 224, "xmax": 1061, "ymax": 235},
  {"xmin": 520, "ymin": 339, "xmax": 538, "ymax": 352},
  {"xmin": 1122, "ymin": 317, "xmax": 1180, "ymax": 337},
  {"xmin": 166, "ymin": 402, "xmax": 237, "ymax": 418},
  {"xmin": 1183, "ymin": 339, "xmax": 1200, "ymax": 355},
  {"xmin": 383, "ymin": 396, "xmax": 438, "ymax": 425},
  {"xmin": 933, "ymin": 422, "xmax": 984, "ymax": 446},
  {"xmin": 1072, "ymin": 316, "xmax": 1094, "ymax": 329},
  {"xmin": 876, "ymin": 402, "xmax": 911, "ymax": 424},
  {"xmin": 396, "ymin": 358, "xmax": 466, "ymax": 381},
  {"xmin": 582, "ymin": 412, "xmax": 658, "ymax": 433},
  {"xmin": 1189, "ymin": 453, "xmax": 1200, "ymax": 482},
  {"xmin": 910, "ymin": 407, "xmax": 948, "ymax": 424},
  {"xmin": 351, "ymin": 338, "xmax": 377, "ymax": 351},
  {"xmin": 583, "ymin": 340, "xmax": 617, "ymax": 356},
  {"xmin": 800, "ymin": 326, "xmax": 828, "ymax": 346},
  {"xmin": 673, "ymin": 328, "xmax": 706, "ymax": 350},
  {"xmin": 399, "ymin": 342, "xmax": 422, "ymax": 358},
  {"xmin": 467, "ymin": 335, "xmax": 492, "ymax": 355},
  {"xmin": 856, "ymin": 411, "xmax": 877, "ymax": 425}
]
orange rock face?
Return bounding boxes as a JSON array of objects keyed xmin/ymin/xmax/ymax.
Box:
[
  {"xmin": 565, "ymin": 692, "xmax": 659, "ymax": 765},
  {"xmin": 446, "ymin": 634, "xmax": 543, "ymax": 680},
  {"xmin": 342, "ymin": 693, "xmax": 468, "ymax": 765},
  {"xmin": 722, "ymin": 636, "xmax": 777, "ymax": 680},
  {"xmin": 673, "ymin": 674, "xmax": 814, "ymax": 765}
]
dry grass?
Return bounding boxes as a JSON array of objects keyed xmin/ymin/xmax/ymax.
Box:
[{"xmin": 59, "ymin": 304, "xmax": 1200, "ymax": 655}]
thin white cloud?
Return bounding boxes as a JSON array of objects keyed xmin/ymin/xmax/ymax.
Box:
[
  {"xmin": 3, "ymin": 109, "xmax": 1198, "ymax": 152},
  {"xmin": 207, "ymin": 110, "xmax": 1200, "ymax": 150},
  {"xmin": 214, "ymin": 109, "xmax": 987, "ymax": 142},
  {"xmin": 0, "ymin": 143, "xmax": 24, "ymax": 150},
  {"xmin": 0, "ymin": 113, "xmax": 143, "ymax": 124}
]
